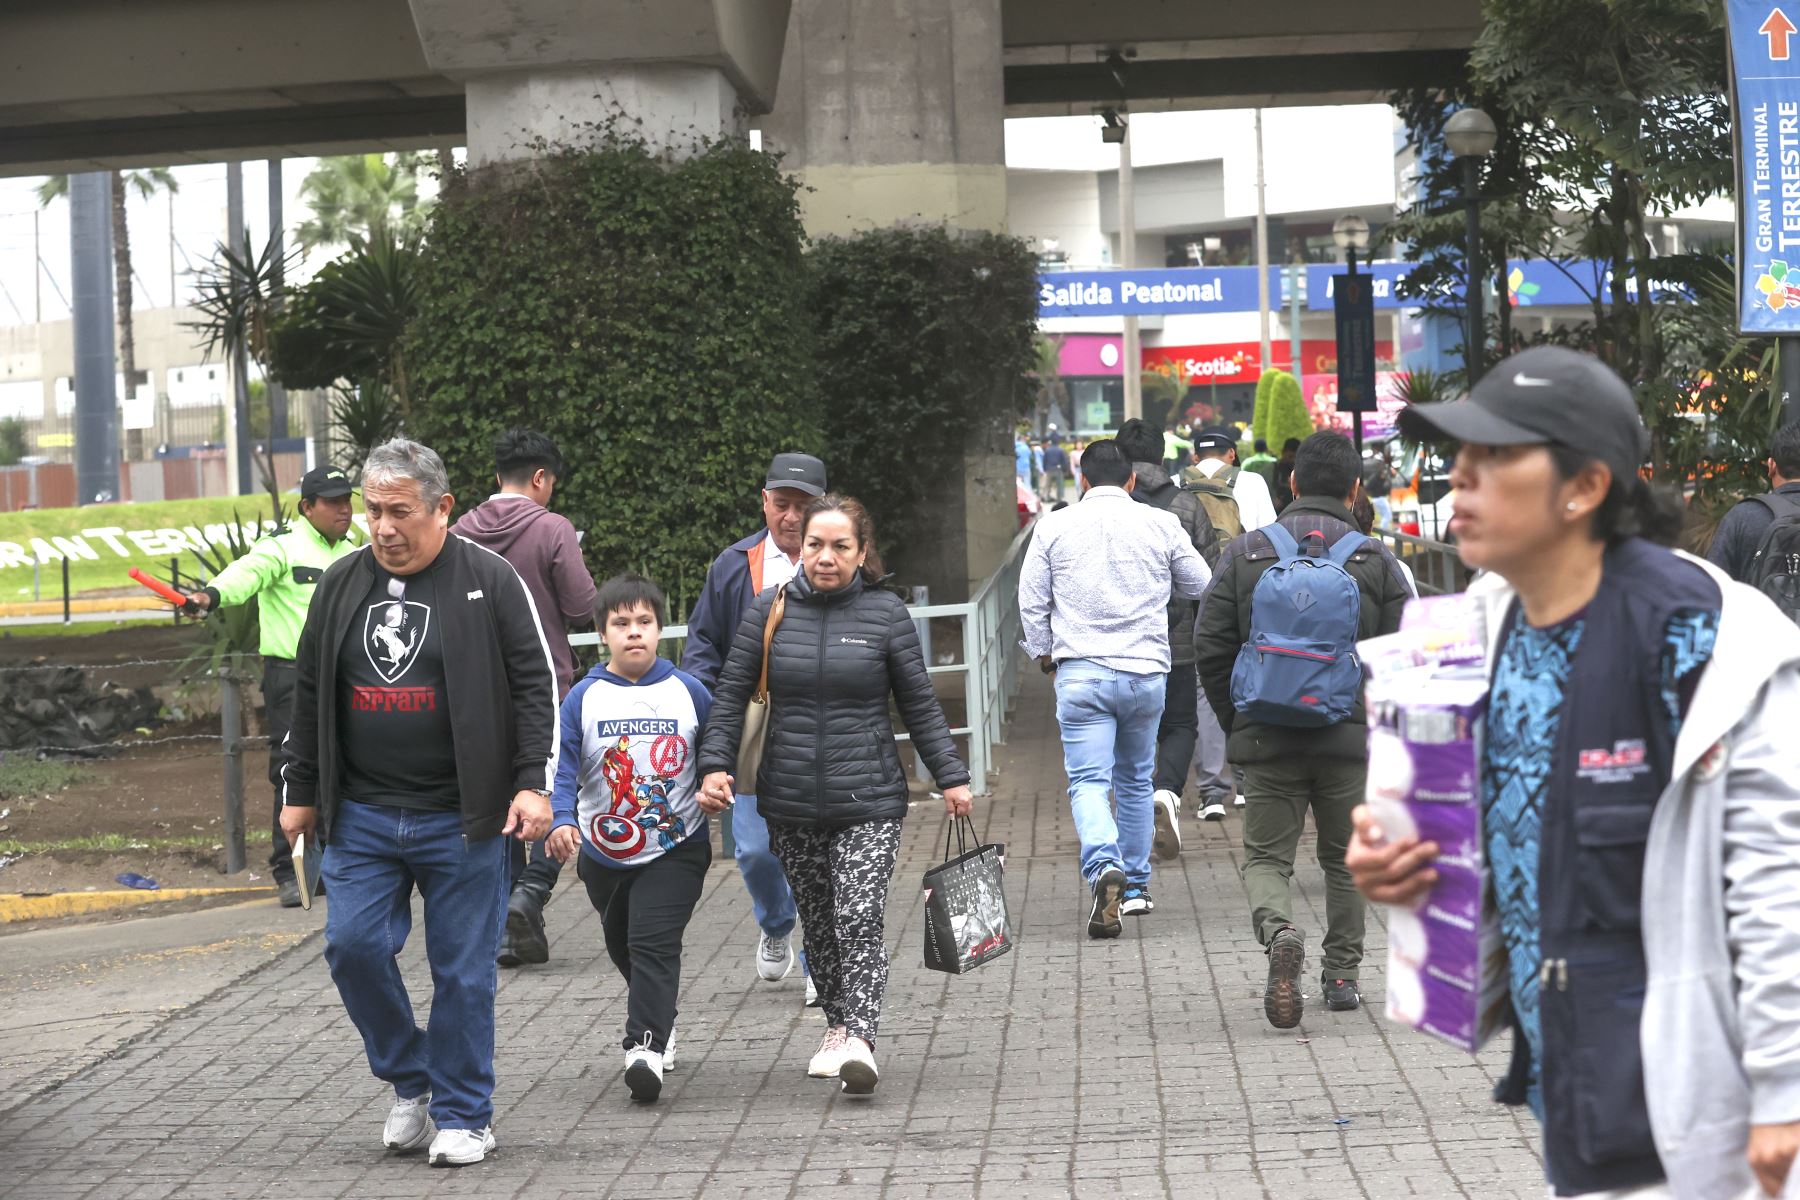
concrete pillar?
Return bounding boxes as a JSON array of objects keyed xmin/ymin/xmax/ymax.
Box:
[
  {"xmin": 406, "ymin": 0, "xmax": 790, "ymax": 165},
  {"xmin": 759, "ymin": 0, "xmax": 1006, "ymax": 236},
  {"xmin": 69, "ymin": 172, "xmax": 118, "ymax": 506}
]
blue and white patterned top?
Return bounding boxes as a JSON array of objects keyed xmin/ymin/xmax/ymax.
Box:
[{"xmin": 1482, "ymin": 604, "xmax": 1718, "ymax": 1119}]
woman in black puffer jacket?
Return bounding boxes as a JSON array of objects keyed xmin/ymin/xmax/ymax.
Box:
[{"xmin": 697, "ymin": 494, "xmax": 973, "ymax": 1097}]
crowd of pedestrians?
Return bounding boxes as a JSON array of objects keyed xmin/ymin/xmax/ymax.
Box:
[{"xmin": 250, "ymin": 340, "xmax": 1800, "ymax": 1197}]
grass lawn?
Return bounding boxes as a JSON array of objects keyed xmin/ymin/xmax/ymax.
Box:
[{"xmin": 0, "ymin": 759, "xmax": 89, "ymax": 801}]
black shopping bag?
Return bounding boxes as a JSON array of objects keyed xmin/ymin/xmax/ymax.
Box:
[{"xmin": 922, "ymin": 817, "xmax": 1013, "ymax": 974}]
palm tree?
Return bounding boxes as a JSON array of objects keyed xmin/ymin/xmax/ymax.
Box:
[
  {"xmin": 38, "ymin": 168, "xmax": 180, "ymax": 460},
  {"xmin": 294, "ymin": 154, "xmax": 433, "ymax": 253}
]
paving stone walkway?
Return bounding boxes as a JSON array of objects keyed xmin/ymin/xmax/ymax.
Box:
[{"xmin": 0, "ymin": 675, "xmax": 1546, "ymax": 1199}]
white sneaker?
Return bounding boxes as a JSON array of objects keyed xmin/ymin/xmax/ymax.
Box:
[
  {"xmin": 756, "ymin": 932, "xmax": 794, "ymax": 982},
  {"xmin": 807, "ymin": 1025, "xmax": 850, "ymax": 1078},
  {"xmin": 427, "ymin": 1126, "xmax": 495, "ymax": 1167},
  {"xmin": 1198, "ymin": 799, "xmax": 1227, "ymax": 822},
  {"xmin": 1151, "ymin": 789, "xmax": 1182, "ymax": 860},
  {"xmin": 662, "ymin": 1026, "xmax": 678, "ymax": 1072},
  {"xmin": 382, "ymin": 1092, "xmax": 434, "ymax": 1153},
  {"xmin": 838, "ymin": 1036, "xmax": 879, "ymax": 1095},
  {"xmin": 625, "ymin": 1038, "xmax": 664, "ymax": 1102},
  {"xmin": 1234, "ymin": 793, "xmax": 1246, "ymax": 808}
]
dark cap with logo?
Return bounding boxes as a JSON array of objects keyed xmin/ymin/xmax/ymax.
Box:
[
  {"xmin": 1192, "ymin": 427, "xmax": 1240, "ymax": 453},
  {"xmin": 300, "ymin": 465, "xmax": 354, "ymax": 501},
  {"xmin": 1397, "ymin": 346, "xmax": 1648, "ymax": 485},
  {"xmin": 765, "ymin": 452, "xmax": 827, "ymax": 497}
]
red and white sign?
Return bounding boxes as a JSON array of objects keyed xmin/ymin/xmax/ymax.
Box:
[{"xmin": 1143, "ymin": 339, "xmax": 1397, "ymax": 388}]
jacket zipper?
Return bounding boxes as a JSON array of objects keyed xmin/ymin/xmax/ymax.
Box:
[
  {"xmin": 1258, "ymin": 645, "xmax": 1337, "ymax": 663},
  {"xmin": 815, "ymin": 597, "xmax": 830, "ymax": 822}
]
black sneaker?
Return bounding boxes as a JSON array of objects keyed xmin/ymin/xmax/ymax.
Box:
[
  {"xmin": 1120, "ymin": 884, "xmax": 1154, "ymax": 916},
  {"xmin": 275, "ymin": 875, "xmax": 302, "ymax": 909},
  {"xmin": 1087, "ymin": 866, "xmax": 1126, "ymax": 939},
  {"xmin": 1322, "ymin": 977, "xmax": 1361, "ymax": 1012},
  {"xmin": 502, "ymin": 891, "xmax": 549, "ymax": 966},
  {"xmin": 1264, "ymin": 926, "xmax": 1306, "ymax": 1029}
]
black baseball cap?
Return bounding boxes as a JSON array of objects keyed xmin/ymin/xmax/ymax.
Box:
[
  {"xmin": 300, "ymin": 465, "xmax": 354, "ymax": 501},
  {"xmin": 1397, "ymin": 346, "xmax": 1649, "ymax": 485},
  {"xmin": 764, "ymin": 452, "xmax": 827, "ymax": 497},
  {"xmin": 1193, "ymin": 427, "xmax": 1240, "ymax": 453}
]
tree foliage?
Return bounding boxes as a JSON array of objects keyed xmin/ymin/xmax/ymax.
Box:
[
  {"xmin": 404, "ymin": 131, "xmax": 818, "ymax": 613},
  {"xmin": 1251, "ymin": 369, "xmax": 1279, "ymax": 444},
  {"xmin": 808, "ymin": 227, "xmax": 1039, "ymax": 585},
  {"xmin": 1262, "ymin": 371, "xmax": 1314, "ymax": 451},
  {"xmin": 267, "ymin": 233, "xmax": 422, "ymax": 402},
  {"xmin": 295, "ymin": 154, "xmax": 434, "ymax": 253}
]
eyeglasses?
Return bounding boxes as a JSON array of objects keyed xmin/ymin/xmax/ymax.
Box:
[{"xmin": 384, "ymin": 576, "xmax": 406, "ymax": 626}]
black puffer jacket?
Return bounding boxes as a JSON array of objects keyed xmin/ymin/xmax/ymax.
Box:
[{"xmin": 696, "ymin": 570, "xmax": 970, "ymax": 826}]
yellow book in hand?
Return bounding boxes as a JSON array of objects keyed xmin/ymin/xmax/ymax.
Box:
[{"xmin": 291, "ymin": 832, "xmax": 324, "ymax": 910}]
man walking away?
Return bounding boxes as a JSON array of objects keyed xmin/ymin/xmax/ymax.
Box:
[
  {"xmin": 1162, "ymin": 419, "xmax": 1194, "ymax": 478},
  {"xmin": 181, "ymin": 465, "xmax": 358, "ymax": 907},
  {"xmin": 1184, "ymin": 427, "xmax": 1274, "ymax": 821},
  {"xmin": 1116, "ymin": 419, "xmax": 1216, "ymax": 879},
  {"xmin": 1020, "ymin": 440, "xmax": 1209, "ymax": 938},
  {"xmin": 682, "ymin": 452, "xmax": 824, "ymax": 999},
  {"xmin": 1241, "ymin": 437, "xmax": 1277, "ymax": 488},
  {"xmin": 453, "ymin": 429, "xmax": 597, "ymax": 968},
  {"xmin": 1707, "ymin": 419, "xmax": 1800, "ymax": 585},
  {"xmin": 281, "ymin": 438, "xmax": 556, "ymax": 1167},
  {"xmin": 1194, "ymin": 431, "xmax": 1409, "ymax": 1027},
  {"xmin": 1272, "ymin": 438, "xmax": 1302, "ymax": 512},
  {"xmin": 1042, "ymin": 438, "xmax": 1071, "ymax": 503}
]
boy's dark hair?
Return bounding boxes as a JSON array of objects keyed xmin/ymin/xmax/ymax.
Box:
[
  {"xmin": 1079, "ymin": 439, "xmax": 1133, "ymax": 487},
  {"xmin": 1282, "ymin": 437, "xmax": 1303, "ymax": 454},
  {"xmin": 494, "ymin": 429, "xmax": 564, "ymax": 486},
  {"xmin": 1114, "ymin": 418, "xmax": 1164, "ymax": 466},
  {"xmin": 1292, "ymin": 431, "xmax": 1361, "ymax": 503},
  {"xmin": 596, "ymin": 572, "xmax": 666, "ymax": 626},
  {"xmin": 1773, "ymin": 420, "xmax": 1800, "ymax": 479},
  {"xmin": 1254, "ymin": 438, "xmax": 1269, "ymax": 453}
]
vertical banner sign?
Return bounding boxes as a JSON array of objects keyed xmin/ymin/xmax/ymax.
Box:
[
  {"xmin": 1334, "ymin": 274, "xmax": 1378, "ymax": 413},
  {"xmin": 1729, "ymin": 0, "xmax": 1800, "ymax": 332}
]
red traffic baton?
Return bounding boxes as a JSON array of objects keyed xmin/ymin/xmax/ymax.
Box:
[{"xmin": 129, "ymin": 567, "xmax": 188, "ymax": 607}]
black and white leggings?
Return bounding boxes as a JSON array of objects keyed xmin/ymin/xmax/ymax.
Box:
[{"xmin": 766, "ymin": 818, "xmax": 902, "ymax": 1045}]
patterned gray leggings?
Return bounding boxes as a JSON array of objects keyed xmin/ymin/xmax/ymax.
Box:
[{"xmin": 767, "ymin": 818, "xmax": 902, "ymax": 1045}]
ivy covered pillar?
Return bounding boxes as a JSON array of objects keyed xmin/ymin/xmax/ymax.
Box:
[
  {"xmin": 761, "ymin": 0, "xmax": 1015, "ymax": 600},
  {"xmin": 406, "ymin": 0, "xmax": 793, "ymax": 165}
]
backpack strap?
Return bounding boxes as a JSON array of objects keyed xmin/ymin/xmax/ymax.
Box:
[
  {"xmin": 1224, "ymin": 466, "xmax": 1241, "ymax": 488},
  {"xmin": 1752, "ymin": 491, "xmax": 1800, "ymax": 521},
  {"xmin": 1262, "ymin": 522, "xmax": 1301, "ymax": 560},
  {"xmin": 1325, "ymin": 530, "xmax": 1371, "ymax": 568}
]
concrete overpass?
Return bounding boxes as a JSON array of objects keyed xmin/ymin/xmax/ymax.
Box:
[{"xmin": 2, "ymin": 0, "xmax": 1477, "ymax": 177}]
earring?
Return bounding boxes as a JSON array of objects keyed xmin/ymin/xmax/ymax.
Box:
[{"xmin": 1567, "ymin": 502, "xmax": 1578, "ymax": 512}]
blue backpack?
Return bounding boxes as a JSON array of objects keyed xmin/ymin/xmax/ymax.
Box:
[{"xmin": 1229, "ymin": 524, "xmax": 1368, "ymax": 728}]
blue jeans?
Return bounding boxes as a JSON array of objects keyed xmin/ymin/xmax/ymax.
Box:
[
  {"xmin": 730, "ymin": 792, "xmax": 796, "ymax": 938},
  {"xmin": 1053, "ymin": 660, "xmax": 1167, "ymax": 886},
  {"xmin": 323, "ymin": 801, "xmax": 509, "ymax": 1131}
]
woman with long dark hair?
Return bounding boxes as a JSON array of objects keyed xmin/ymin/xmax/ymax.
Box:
[{"xmin": 696, "ymin": 494, "xmax": 973, "ymax": 1097}]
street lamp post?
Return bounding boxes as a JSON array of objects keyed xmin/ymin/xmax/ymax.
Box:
[
  {"xmin": 1333, "ymin": 214, "xmax": 1372, "ymax": 449},
  {"xmin": 1445, "ymin": 108, "xmax": 1498, "ymax": 386}
]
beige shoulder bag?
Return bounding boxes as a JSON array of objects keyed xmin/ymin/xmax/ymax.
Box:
[{"xmin": 734, "ymin": 584, "xmax": 787, "ymax": 788}]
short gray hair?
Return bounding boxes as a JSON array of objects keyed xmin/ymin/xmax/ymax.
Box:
[{"xmin": 362, "ymin": 438, "xmax": 450, "ymax": 509}]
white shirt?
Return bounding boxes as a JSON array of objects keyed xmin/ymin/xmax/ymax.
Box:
[
  {"xmin": 1194, "ymin": 457, "xmax": 1278, "ymax": 531},
  {"xmin": 760, "ymin": 531, "xmax": 800, "ymax": 591},
  {"xmin": 1019, "ymin": 486, "xmax": 1211, "ymax": 675}
]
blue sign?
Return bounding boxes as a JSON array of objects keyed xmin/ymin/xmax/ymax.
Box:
[
  {"xmin": 1728, "ymin": 0, "xmax": 1800, "ymax": 333},
  {"xmin": 1334, "ymin": 274, "xmax": 1378, "ymax": 414}
]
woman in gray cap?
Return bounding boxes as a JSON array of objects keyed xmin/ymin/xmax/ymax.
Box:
[{"xmin": 1345, "ymin": 346, "xmax": 1800, "ymax": 1200}]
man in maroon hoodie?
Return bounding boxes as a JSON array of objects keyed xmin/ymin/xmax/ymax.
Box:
[{"xmin": 453, "ymin": 429, "xmax": 598, "ymax": 967}]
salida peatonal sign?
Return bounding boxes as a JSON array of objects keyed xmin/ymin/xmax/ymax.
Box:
[{"xmin": 1729, "ymin": 0, "xmax": 1800, "ymax": 332}]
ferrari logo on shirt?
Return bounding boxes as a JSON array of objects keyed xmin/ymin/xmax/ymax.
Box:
[{"xmin": 364, "ymin": 599, "xmax": 430, "ymax": 683}]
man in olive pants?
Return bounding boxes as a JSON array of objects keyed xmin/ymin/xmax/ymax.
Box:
[{"xmin": 1194, "ymin": 433, "xmax": 1409, "ymax": 1029}]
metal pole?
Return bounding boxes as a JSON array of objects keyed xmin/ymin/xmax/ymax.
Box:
[
  {"xmin": 1255, "ymin": 109, "xmax": 1272, "ymax": 372},
  {"xmin": 70, "ymin": 172, "xmax": 118, "ymax": 505},
  {"xmin": 1464, "ymin": 156, "xmax": 1485, "ymax": 386},
  {"xmin": 226, "ymin": 164, "xmax": 253, "ymax": 495},
  {"xmin": 1349, "ymin": 248, "xmax": 1364, "ymax": 451},
  {"xmin": 33, "ymin": 210, "xmax": 40, "ymax": 323},
  {"xmin": 221, "ymin": 673, "xmax": 246, "ymax": 873},
  {"xmin": 1781, "ymin": 339, "xmax": 1800, "ymax": 427},
  {"xmin": 1287, "ymin": 263, "xmax": 1303, "ymax": 388},
  {"xmin": 61, "ymin": 556, "xmax": 70, "ymax": 624},
  {"xmin": 169, "ymin": 190, "xmax": 178, "ymax": 308},
  {"xmin": 1119, "ymin": 119, "xmax": 1141, "ymax": 422},
  {"xmin": 267, "ymin": 159, "xmax": 289, "ymax": 442}
]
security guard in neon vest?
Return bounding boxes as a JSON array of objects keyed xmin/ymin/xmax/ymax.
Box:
[{"xmin": 181, "ymin": 465, "xmax": 359, "ymax": 906}]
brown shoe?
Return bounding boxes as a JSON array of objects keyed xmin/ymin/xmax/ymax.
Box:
[{"xmin": 1264, "ymin": 926, "xmax": 1306, "ymax": 1029}]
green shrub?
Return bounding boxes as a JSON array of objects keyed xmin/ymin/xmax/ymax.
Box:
[
  {"xmin": 404, "ymin": 132, "xmax": 818, "ymax": 612},
  {"xmin": 1250, "ymin": 369, "xmax": 1279, "ymax": 445},
  {"xmin": 1263, "ymin": 370, "xmax": 1315, "ymax": 452},
  {"xmin": 807, "ymin": 227, "xmax": 1039, "ymax": 586}
]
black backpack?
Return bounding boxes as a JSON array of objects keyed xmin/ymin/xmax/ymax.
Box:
[{"xmin": 1744, "ymin": 491, "xmax": 1800, "ymax": 623}]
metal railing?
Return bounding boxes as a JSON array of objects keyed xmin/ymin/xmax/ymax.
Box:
[
  {"xmin": 569, "ymin": 522, "xmax": 1035, "ymax": 795},
  {"xmin": 1369, "ymin": 526, "xmax": 1472, "ymax": 596}
]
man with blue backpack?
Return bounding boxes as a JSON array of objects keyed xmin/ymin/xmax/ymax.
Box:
[{"xmin": 1194, "ymin": 431, "xmax": 1411, "ymax": 1028}]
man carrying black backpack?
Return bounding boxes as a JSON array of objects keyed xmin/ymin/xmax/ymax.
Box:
[
  {"xmin": 1707, "ymin": 421, "xmax": 1800, "ymax": 596},
  {"xmin": 1194, "ymin": 432, "xmax": 1410, "ymax": 1028}
]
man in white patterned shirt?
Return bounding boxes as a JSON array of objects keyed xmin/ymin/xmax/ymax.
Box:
[{"xmin": 1018, "ymin": 439, "xmax": 1210, "ymax": 939}]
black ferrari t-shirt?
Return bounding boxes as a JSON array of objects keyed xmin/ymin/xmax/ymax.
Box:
[{"xmin": 336, "ymin": 560, "xmax": 459, "ymax": 812}]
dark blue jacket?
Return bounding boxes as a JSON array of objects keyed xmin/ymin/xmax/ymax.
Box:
[
  {"xmin": 1491, "ymin": 539, "xmax": 1721, "ymax": 1196},
  {"xmin": 683, "ymin": 530, "xmax": 771, "ymax": 690}
]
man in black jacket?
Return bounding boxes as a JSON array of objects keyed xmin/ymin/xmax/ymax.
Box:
[
  {"xmin": 280, "ymin": 438, "xmax": 556, "ymax": 1169},
  {"xmin": 1194, "ymin": 432, "xmax": 1409, "ymax": 1028},
  {"xmin": 1707, "ymin": 419, "xmax": 1800, "ymax": 582}
]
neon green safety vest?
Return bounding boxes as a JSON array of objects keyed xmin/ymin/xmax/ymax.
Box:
[{"xmin": 208, "ymin": 519, "xmax": 360, "ymax": 660}]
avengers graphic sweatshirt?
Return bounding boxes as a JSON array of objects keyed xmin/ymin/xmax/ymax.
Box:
[{"xmin": 550, "ymin": 657, "xmax": 711, "ymax": 870}]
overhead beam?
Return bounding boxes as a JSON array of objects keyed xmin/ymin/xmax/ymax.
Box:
[{"xmin": 1003, "ymin": 49, "xmax": 1468, "ymax": 110}]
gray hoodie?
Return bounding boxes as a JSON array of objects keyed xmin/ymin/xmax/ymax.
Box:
[
  {"xmin": 1469, "ymin": 556, "xmax": 1800, "ymax": 1199},
  {"xmin": 452, "ymin": 493, "xmax": 597, "ymax": 697}
]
